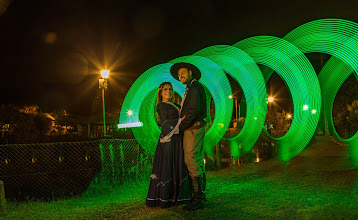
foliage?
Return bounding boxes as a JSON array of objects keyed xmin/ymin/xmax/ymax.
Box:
[
  {"xmin": 265, "ymin": 110, "xmax": 291, "ymax": 138},
  {"xmin": 334, "ymin": 100, "xmax": 358, "ymax": 138},
  {"xmin": 0, "ymin": 105, "xmax": 52, "ymax": 144}
]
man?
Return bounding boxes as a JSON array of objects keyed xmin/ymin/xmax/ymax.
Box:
[{"xmin": 170, "ymin": 62, "xmax": 207, "ymax": 211}]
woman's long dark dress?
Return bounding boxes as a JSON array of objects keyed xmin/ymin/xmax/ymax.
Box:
[{"xmin": 146, "ymin": 102, "xmax": 192, "ymax": 208}]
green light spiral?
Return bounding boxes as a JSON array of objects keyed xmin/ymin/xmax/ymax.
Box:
[
  {"xmin": 193, "ymin": 45, "xmax": 267, "ymax": 157},
  {"xmin": 118, "ymin": 18, "xmax": 357, "ymax": 164},
  {"xmin": 233, "ymin": 36, "xmax": 321, "ymax": 161}
]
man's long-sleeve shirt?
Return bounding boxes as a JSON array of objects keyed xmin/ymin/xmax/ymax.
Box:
[{"xmin": 179, "ymin": 79, "xmax": 207, "ymax": 132}]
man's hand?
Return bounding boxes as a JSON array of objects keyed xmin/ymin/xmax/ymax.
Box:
[{"xmin": 175, "ymin": 115, "xmax": 185, "ymax": 134}]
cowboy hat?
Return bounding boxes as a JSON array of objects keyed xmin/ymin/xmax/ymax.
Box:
[{"xmin": 170, "ymin": 62, "xmax": 201, "ymax": 80}]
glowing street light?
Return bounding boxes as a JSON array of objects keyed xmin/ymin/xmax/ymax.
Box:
[
  {"xmin": 228, "ymin": 95, "xmax": 233, "ymax": 99},
  {"xmin": 101, "ymin": 70, "xmax": 110, "ymax": 79},
  {"xmin": 287, "ymin": 114, "xmax": 292, "ymax": 119},
  {"xmin": 99, "ymin": 70, "xmax": 110, "ymax": 137},
  {"xmin": 312, "ymin": 109, "xmax": 317, "ymax": 114},
  {"xmin": 302, "ymin": 105, "xmax": 309, "ymax": 111},
  {"xmin": 268, "ymin": 97, "xmax": 274, "ymax": 103}
]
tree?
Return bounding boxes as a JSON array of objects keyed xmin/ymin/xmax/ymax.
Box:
[
  {"xmin": 265, "ymin": 110, "xmax": 291, "ymax": 138},
  {"xmin": 333, "ymin": 100, "xmax": 358, "ymax": 138},
  {"xmin": 0, "ymin": 105, "xmax": 52, "ymax": 144}
]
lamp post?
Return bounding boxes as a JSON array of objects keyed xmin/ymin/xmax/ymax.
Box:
[
  {"xmin": 229, "ymin": 95, "xmax": 238, "ymax": 120},
  {"xmin": 99, "ymin": 70, "xmax": 110, "ymax": 137},
  {"xmin": 235, "ymin": 98, "xmax": 238, "ymax": 120},
  {"xmin": 268, "ymin": 96, "xmax": 274, "ymax": 115}
]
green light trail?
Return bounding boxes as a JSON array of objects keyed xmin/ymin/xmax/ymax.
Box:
[
  {"xmin": 193, "ymin": 45, "xmax": 267, "ymax": 157},
  {"xmin": 168, "ymin": 56, "xmax": 232, "ymax": 155},
  {"xmin": 118, "ymin": 63, "xmax": 185, "ymax": 152},
  {"xmin": 118, "ymin": 18, "xmax": 357, "ymax": 164},
  {"xmin": 233, "ymin": 36, "xmax": 321, "ymax": 161},
  {"xmin": 272, "ymin": 18, "xmax": 358, "ymax": 164}
]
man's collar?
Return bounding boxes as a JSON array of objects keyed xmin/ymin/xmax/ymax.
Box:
[{"xmin": 186, "ymin": 79, "xmax": 195, "ymax": 88}]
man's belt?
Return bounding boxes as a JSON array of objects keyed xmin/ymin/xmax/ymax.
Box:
[{"xmin": 187, "ymin": 120, "xmax": 207, "ymax": 130}]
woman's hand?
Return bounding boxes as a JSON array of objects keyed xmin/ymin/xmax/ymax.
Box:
[
  {"xmin": 160, "ymin": 136, "xmax": 171, "ymax": 143},
  {"xmin": 160, "ymin": 116, "xmax": 185, "ymax": 142}
]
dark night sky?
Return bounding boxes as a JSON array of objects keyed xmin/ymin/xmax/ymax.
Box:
[{"xmin": 1, "ymin": 0, "xmax": 358, "ymax": 115}]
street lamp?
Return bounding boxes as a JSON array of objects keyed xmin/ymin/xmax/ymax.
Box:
[
  {"xmin": 267, "ymin": 96, "xmax": 275, "ymax": 116},
  {"xmin": 229, "ymin": 95, "xmax": 238, "ymax": 120},
  {"xmin": 99, "ymin": 70, "xmax": 110, "ymax": 137}
]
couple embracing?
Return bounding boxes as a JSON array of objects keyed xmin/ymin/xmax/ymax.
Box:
[{"xmin": 146, "ymin": 62, "xmax": 207, "ymax": 211}]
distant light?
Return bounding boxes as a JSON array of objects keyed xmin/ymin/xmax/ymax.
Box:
[
  {"xmin": 312, "ymin": 109, "xmax": 317, "ymax": 114},
  {"xmin": 204, "ymin": 158, "xmax": 206, "ymax": 165},
  {"xmin": 44, "ymin": 32, "xmax": 57, "ymax": 44},
  {"xmin": 255, "ymin": 158, "xmax": 260, "ymax": 162},
  {"xmin": 127, "ymin": 109, "xmax": 133, "ymax": 117},
  {"xmin": 287, "ymin": 114, "xmax": 292, "ymax": 119},
  {"xmin": 228, "ymin": 95, "xmax": 233, "ymax": 99},
  {"xmin": 268, "ymin": 97, "xmax": 274, "ymax": 102},
  {"xmin": 101, "ymin": 70, "xmax": 110, "ymax": 79},
  {"xmin": 217, "ymin": 123, "xmax": 225, "ymax": 128},
  {"xmin": 117, "ymin": 122, "xmax": 143, "ymax": 129},
  {"xmin": 302, "ymin": 105, "xmax": 309, "ymax": 111},
  {"xmin": 254, "ymin": 117, "xmax": 257, "ymax": 120}
]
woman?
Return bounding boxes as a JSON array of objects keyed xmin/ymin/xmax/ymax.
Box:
[{"xmin": 146, "ymin": 82, "xmax": 192, "ymax": 208}]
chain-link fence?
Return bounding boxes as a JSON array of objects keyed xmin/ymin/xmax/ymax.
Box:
[{"xmin": 0, "ymin": 139, "xmax": 154, "ymax": 200}]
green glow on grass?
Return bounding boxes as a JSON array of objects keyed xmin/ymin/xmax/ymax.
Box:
[
  {"xmin": 193, "ymin": 45, "xmax": 267, "ymax": 157},
  {"xmin": 233, "ymin": 36, "xmax": 321, "ymax": 161}
]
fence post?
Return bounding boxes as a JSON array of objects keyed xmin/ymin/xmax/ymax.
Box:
[
  {"xmin": 138, "ymin": 154, "xmax": 143, "ymax": 180},
  {"xmin": 0, "ymin": 181, "xmax": 5, "ymax": 213},
  {"xmin": 119, "ymin": 144, "xmax": 125, "ymax": 181}
]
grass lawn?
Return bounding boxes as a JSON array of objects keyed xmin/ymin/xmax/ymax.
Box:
[{"xmin": 2, "ymin": 137, "xmax": 358, "ymax": 219}]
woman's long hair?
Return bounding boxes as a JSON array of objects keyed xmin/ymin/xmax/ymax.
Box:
[
  {"xmin": 156, "ymin": 82, "xmax": 174, "ymax": 125},
  {"xmin": 156, "ymin": 82, "xmax": 174, "ymax": 105}
]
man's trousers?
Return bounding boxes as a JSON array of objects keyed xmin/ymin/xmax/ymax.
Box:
[{"xmin": 183, "ymin": 126, "xmax": 206, "ymax": 178}]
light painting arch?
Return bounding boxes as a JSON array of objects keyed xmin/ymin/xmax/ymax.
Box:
[{"xmin": 118, "ymin": 18, "xmax": 358, "ymax": 164}]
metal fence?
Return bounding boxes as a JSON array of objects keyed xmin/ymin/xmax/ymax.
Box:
[
  {"xmin": 0, "ymin": 135, "xmax": 277, "ymax": 200},
  {"xmin": 0, "ymin": 139, "xmax": 153, "ymax": 200}
]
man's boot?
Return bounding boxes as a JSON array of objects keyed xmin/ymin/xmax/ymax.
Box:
[
  {"xmin": 183, "ymin": 176, "xmax": 204, "ymax": 211},
  {"xmin": 202, "ymin": 173, "xmax": 207, "ymax": 202}
]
